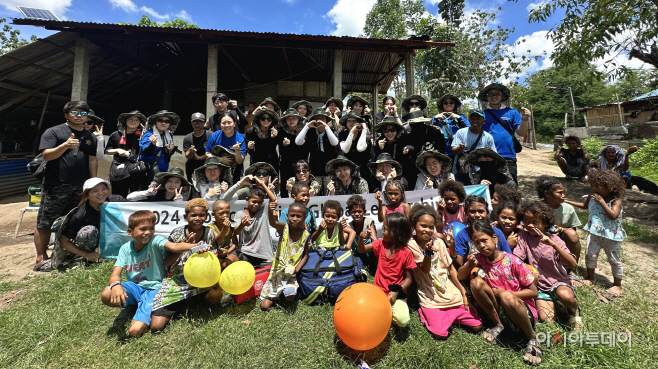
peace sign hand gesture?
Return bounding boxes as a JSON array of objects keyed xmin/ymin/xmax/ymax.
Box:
[
  {"xmin": 148, "ymin": 184, "xmax": 161, "ymax": 196},
  {"xmin": 174, "ymin": 187, "xmax": 183, "ymax": 201},
  {"xmin": 93, "ymin": 125, "xmax": 103, "ymax": 137}
]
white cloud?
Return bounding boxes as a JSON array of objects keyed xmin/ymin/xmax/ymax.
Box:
[
  {"xmin": 140, "ymin": 6, "xmax": 168, "ymax": 20},
  {"xmin": 510, "ymin": 30, "xmax": 555, "ymax": 73},
  {"xmin": 175, "ymin": 10, "xmax": 192, "ymax": 22},
  {"xmin": 108, "ymin": 0, "xmax": 137, "ymax": 13},
  {"xmin": 1, "ymin": 0, "xmax": 71, "ymax": 16},
  {"xmin": 427, "ymin": 0, "xmax": 441, "ymax": 5},
  {"xmin": 326, "ymin": 0, "xmax": 376, "ymax": 36},
  {"xmin": 526, "ymin": 1, "xmax": 547, "ymax": 12}
]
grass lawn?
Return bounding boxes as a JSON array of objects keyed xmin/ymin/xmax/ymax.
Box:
[{"xmin": 1, "ymin": 258, "xmax": 656, "ymax": 369}]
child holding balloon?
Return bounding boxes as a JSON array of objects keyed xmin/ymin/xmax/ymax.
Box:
[
  {"xmin": 260, "ymin": 201, "xmax": 311, "ymax": 311},
  {"xmin": 358, "ymin": 212, "xmax": 416, "ymax": 327},
  {"xmin": 150, "ymin": 199, "xmax": 224, "ymax": 332},
  {"xmin": 407, "ymin": 204, "xmax": 482, "ymax": 339},
  {"xmin": 209, "ymin": 199, "xmax": 246, "ymax": 269},
  {"xmin": 457, "ymin": 220, "xmax": 542, "ymax": 365},
  {"xmin": 100, "ymin": 210, "xmax": 201, "ymax": 337}
]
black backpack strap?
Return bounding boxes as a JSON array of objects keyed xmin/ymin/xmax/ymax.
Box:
[
  {"xmin": 331, "ymin": 251, "xmax": 343, "ymax": 275},
  {"xmin": 313, "ymin": 250, "xmax": 326, "ymax": 277},
  {"xmin": 485, "ymin": 109, "xmax": 515, "ymax": 137},
  {"xmin": 469, "ymin": 130, "xmax": 484, "ymax": 151}
]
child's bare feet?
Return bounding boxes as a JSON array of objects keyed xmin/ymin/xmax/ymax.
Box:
[
  {"xmin": 581, "ymin": 279, "xmax": 593, "ymax": 286},
  {"xmin": 607, "ymin": 286, "xmax": 623, "ymax": 296}
]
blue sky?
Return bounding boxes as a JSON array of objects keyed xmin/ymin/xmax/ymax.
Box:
[{"xmin": 0, "ymin": 0, "xmax": 645, "ymax": 79}]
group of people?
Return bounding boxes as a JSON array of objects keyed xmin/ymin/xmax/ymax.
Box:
[{"xmin": 30, "ymin": 81, "xmax": 634, "ymax": 366}]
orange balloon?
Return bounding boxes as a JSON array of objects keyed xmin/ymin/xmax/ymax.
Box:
[{"xmin": 333, "ymin": 283, "xmax": 392, "ymax": 351}]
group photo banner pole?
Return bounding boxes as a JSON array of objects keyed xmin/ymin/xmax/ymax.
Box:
[{"xmin": 100, "ymin": 186, "xmax": 490, "ymax": 259}]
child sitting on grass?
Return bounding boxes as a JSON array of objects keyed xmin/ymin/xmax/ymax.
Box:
[
  {"xmin": 311, "ymin": 199, "xmax": 356, "ymax": 250},
  {"xmin": 375, "ymin": 179, "xmax": 410, "ymax": 223},
  {"xmin": 457, "ymin": 220, "xmax": 541, "ymax": 365},
  {"xmin": 569, "ymin": 169, "xmax": 627, "ymax": 296},
  {"xmin": 150, "ymin": 199, "xmax": 224, "ymax": 332},
  {"xmin": 279, "ymin": 182, "xmax": 316, "ymax": 233},
  {"xmin": 346, "ymin": 195, "xmax": 378, "ymax": 274},
  {"xmin": 493, "ymin": 201, "xmax": 521, "ymax": 250},
  {"xmin": 536, "ymin": 175, "xmax": 582, "ymax": 282},
  {"xmin": 358, "ymin": 212, "xmax": 416, "ymax": 328},
  {"xmin": 233, "ymin": 178, "xmax": 278, "ymax": 268},
  {"xmin": 101, "ymin": 210, "xmax": 200, "ymax": 337},
  {"xmin": 513, "ymin": 200, "xmax": 582, "ymax": 330},
  {"xmin": 260, "ymin": 201, "xmax": 311, "ymax": 311},
  {"xmin": 436, "ymin": 179, "xmax": 467, "ymax": 231},
  {"xmin": 407, "ymin": 204, "xmax": 482, "ymax": 339}
]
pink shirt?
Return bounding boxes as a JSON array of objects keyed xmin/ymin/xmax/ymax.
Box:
[
  {"xmin": 513, "ymin": 230, "xmax": 573, "ymax": 291},
  {"xmin": 476, "ymin": 252, "xmax": 537, "ymax": 321},
  {"xmin": 385, "ymin": 202, "xmax": 406, "ymax": 215},
  {"xmin": 443, "ymin": 205, "xmax": 466, "ymax": 226}
]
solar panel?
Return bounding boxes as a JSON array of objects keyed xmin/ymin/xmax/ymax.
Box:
[{"xmin": 16, "ymin": 6, "xmax": 60, "ymax": 21}]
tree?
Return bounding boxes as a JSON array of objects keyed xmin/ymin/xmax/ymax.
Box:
[
  {"xmin": 416, "ymin": 10, "xmax": 539, "ymax": 101},
  {"xmin": 0, "ymin": 18, "xmax": 37, "ymax": 55},
  {"xmin": 513, "ymin": 0, "xmax": 658, "ymax": 75},
  {"xmin": 118, "ymin": 15, "xmax": 199, "ymax": 29}
]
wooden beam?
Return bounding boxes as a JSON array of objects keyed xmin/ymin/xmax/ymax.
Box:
[
  {"xmin": 34, "ymin": 90, "xmax": 51, "ymax": 155},
  {"xmin": 0, "ymin": 96, "xmax": 36, "ymax": 119},
  {"xmin": 0, "ymin": 55, "xmax": 71, "ymax": 78},
  {"xmin": 377, "ymin": 55, "xmax": 405, "ymax": 84},
  {"xmin": 0, "ymin": 41, "xmax": 76, "ymax": 82},
  {"xmin": 218, "ymin": 45, "xmax": 250, "ymax": 82},
  {"xmin": 282, "ymin": 48, "xmax": 293, "ymax": 78},
  {"xmin": 350, "ymin": 52, "xmax": 365, "ymax": 94},
  {"xmin": 0, "ymin": 81, "xmax": 70, "ymax": 101}
]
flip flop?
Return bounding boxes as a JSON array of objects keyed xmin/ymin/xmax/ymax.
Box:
[
  {"xmin": 483, "ymin": 325, "xmax": 504, "ymax": 344},
  {"xmin": 32, "ymin": 259, "xmax": 54, "ymax": 272}
]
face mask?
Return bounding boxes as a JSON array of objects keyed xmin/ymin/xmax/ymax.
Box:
[{"xmin": 478, "ymin": 161, "xmax": 497, "ymax": 174}]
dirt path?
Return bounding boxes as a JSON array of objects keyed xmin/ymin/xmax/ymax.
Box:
[{"xmin": 1, "ymin": 148, "xmax": 657, "ymax": 294}]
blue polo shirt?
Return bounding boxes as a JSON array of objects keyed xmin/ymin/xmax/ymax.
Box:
[
  {"xmin": 205, "ymin": 130, "xmax": 247, "ymax": 156},
  {"xmin": 279, "ymin": 207, "xmax": 317, "ymax": 234},
  {"xmin": 483, "ymin": 108, "xmax": 521, "ymax": 159},
  {"xmin": 454, "ymin": 225, "xmax": 512, "ymax": 257}
]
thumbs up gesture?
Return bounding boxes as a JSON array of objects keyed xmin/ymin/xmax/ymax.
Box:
[{"xmin": 64, "ymin": 133, "xmax": 80, "ymax": 149}]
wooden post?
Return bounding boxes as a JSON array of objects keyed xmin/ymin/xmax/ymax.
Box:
[
  {"xmin": 583, "ymin": 114, "xmax": 588, "ymax": 127},
  {"xmin": 371, "ymin": 84, "xmax": 378, "ymax": 135},
  {"xmin": 615, "ymin": 93, "xmax": 624, "ymax": 126},
  {"xmin": 564, "ymin": 113, "xmax": 568, "ymax": 129},
  {"xmin": 530, "ymin": 105, "xmax": 537, "ymax": 150},
  {"xmin": 206, "ymin": 44, "xmax": 218, "ymax": 118},
  {"xmin": 33, "ymin": 90, "xmax": 50, "ymax": 155},
  {"xmin": 404, "ymin": 53, "xmax": 414, "ymax": 95}
]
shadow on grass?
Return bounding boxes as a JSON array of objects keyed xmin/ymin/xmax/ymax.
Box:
[{"xmin": 334, "ymin": 332, "xmax": 392, "ymax": 366}]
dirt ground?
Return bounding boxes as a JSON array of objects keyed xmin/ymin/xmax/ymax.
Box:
[{"xmin": 1, "ymin": 147, "xmax": 657, "ymax": 293}]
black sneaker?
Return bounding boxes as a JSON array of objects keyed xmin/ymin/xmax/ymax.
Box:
[{"xmin": 113, "ymin": 304, "xmax": 138, "ymax": 327}]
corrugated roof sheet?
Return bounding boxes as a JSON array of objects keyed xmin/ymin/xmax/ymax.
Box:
[{"xmin": 631, "ymin": 88, "xmax": 658, "ymax": 101}]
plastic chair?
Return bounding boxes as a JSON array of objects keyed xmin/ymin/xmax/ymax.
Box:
[{"xmin": 14, "ymin": 185, "xmax": 41, "ymax": 238}]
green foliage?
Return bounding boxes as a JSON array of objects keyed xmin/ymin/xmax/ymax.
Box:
[
  {"xmin": 630, "ymin": 137, "xmax": 658, "ymax": 182},
  {"xmin": 512, "ymin": 0, "xmax": 658, "ymax": 75},
  {"xmin": 582, "ymin": 137, "xmax": 606, "ymax": 161},
  {"xmin": 118, "ymin": 15, "xmax": 199, "ymax": 29},
  {"xmin": 0, "ymin": 18, "xmax": 37, "ymax": 55},
  {"xmin": 362, "ymin": 0, "xmax": 425, "ymax": 39}
]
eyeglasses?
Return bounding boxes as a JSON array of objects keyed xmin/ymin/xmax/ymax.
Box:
[
  {"xmin": 443, "ymin": 101, "xmax": 455, "ymax": 105},
  {"xmin": 157, "ymin": 118, "xmax": 171, "ymax": 124},
  {"xmin": 487, "ymin": 93, "xmax": 502, "ymax": 98},
  {"xmin": 126, "ymin": 118, "xmax": 141, "ymax": 123},
  {"xmin": 69, "ymin": 110, "xmax": 88, "ymax": 117},
  {"xmin": 82, "ymin": 121, "xmax": 94, "ymax": 125},
  {"xmin": 409, "ymin": 101, "xmax": 420, "ymax": 106},
  {"xmin": 382, "ymin": 129, "xmax": 396, "ymax": 134},
  {"xmin": 260, "ymin": 116, "xmax": 273, "ymax": 122},
  {"xmin": 295, "ymin": 169, "xmax": 309, "ymax": 174},
  {"xmin": 253, "ymin": 172, "xmax": 270, "ymax": 178}
]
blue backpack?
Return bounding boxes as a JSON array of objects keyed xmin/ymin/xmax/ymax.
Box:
[{"xmin": 297, "ymin": 249, "xmax": 366, "ymax": 304}]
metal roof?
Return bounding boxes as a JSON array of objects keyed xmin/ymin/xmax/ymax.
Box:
[{"xmin": 631, "ymin": 88, "xmax": 658, "ymax": 101}]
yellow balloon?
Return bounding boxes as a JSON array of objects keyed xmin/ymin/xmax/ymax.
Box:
[
  {"xmin": 219, "ymin": 261, "xmax": 256, "ymax": 295},
  {"xmin": 183, "ymin": 252, "xmax": 221, "ymax": 288}
]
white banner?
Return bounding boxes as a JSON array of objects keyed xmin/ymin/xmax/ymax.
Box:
[{"xmin": 100, "ymin": 186, "xmax": 489, "ymax": 258}]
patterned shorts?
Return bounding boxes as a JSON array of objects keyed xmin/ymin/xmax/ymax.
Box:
[
  {"xmin": 37, "ymin": 184, "xmax": 82, "ymax": 229},
  {"xmin": 52, "ymin": 225, "xmax": 99, "ymax": 269},
  {"xmin": 259, "ymin": 275, "xmax": 298, "ymax": 301}
]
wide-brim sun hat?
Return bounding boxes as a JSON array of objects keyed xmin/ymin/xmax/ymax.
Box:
[
  {"xmin": 87, "ymin": 110, "xmax": 104, "ymax": 126},
  {"xmin": 196, "ymin": 156, "xmax": 230, "ymax": 171},
  {"xmin": 401, "ymin": 94, "xmax": 428, "ymax": 111},
  {"xmin": 478, "ymin": 83, "xmax": 511, "ymax": 102},
  {"xmin": 466, "ymin": 148, "xmax": 507, "ymax": 167},
  {"xmin": 324, "ymin": 97, "xmax": 344, "ymax": 111},
  {"xmin": 368, "ymin": 152, "xmax": 403, "ymax": 176},
  {"xmin": 244, "ymin": 162, "xmax": 278, "ymax": 178},
  {"xmin": 291, "ymin": 100, "xmax": 313, "ymax": 117},
  {"xmin": 281, "ymin": 108, "xmax": 305, "ymax": 121},
  {"xmin": 437, "ymin": 94, "xmax": 462, "ymax": 111},
  {"xmin": 253, "ymin": 107, "xmax": 280, "ymax": 126},
  {"xmin": 347, "ymin": 96, "xmax": 369, "ymax": 110},
  {"xmin": 325, "ymin": 155, "xmax": 358, "ymax": 176},
  {"xmin": 308, "ymin": 107, "xmax": 333, "ymax": 121},
  {"xmin": 154, "ymin": 167, "xmax": 190, "ymax": 187},
  {"xmin": 406, "ymin": 109, "xmax": 431, "ymax": 123},
  {"xmin": 415, "ymin": 150, "xmax": 452, "ymax": 177},
  {"xmin": 117, "ymin": 110, "xmax": 147, "ymax": 132},
  {"xmin": 193, "ymin": 156, "xmax": 232, "ymax": 188},
  {"xmin": 147, "ymin": 110, "xmax": 180, "ymax": 133},
  {"xmin": 339, "ymin": 111, "xmax": 365, "ymax": 127},
  {"xmin": 373, "ymin": 116, "xmax": 404, "ymax": 134},
  {"xmin": 210, "ymin": 145, "xmax": 237, "ymax": 162},
  {"xmin": 259, "ymin": 97, "xmax": 281, "ymax": 113}
]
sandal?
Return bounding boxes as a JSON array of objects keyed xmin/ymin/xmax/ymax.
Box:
[
  {"xmin": 33, "ymin": 259, "xmax": 54, "ymax": 272},
  {"xmin": 523, "ymin": 339, "xmax": 542, "ymax": 365},
  {"xmin": 567, "ymin": 315, "xmax": 584, "ymax": 331},
  {"xmin": 483, "ymin": 325, "xmax": 504, "ymax": 343}
]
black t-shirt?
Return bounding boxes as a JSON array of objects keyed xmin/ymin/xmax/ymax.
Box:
[
  {"xmin": 183, "ymin": 130, "xmax": 211, "ymax": 156},
  {"xmin": 559, "ymin": 147, "xmax": 584, "ymax": 166},
  {"xmin": 106, "ymin": 130, "xmax": 142, "ymax": 181},
  {"xmin": 61, "ymin": 195, "xmax": 125, "ymax": 240},
  {"xmin": 40, "ymin": 124, "xmax": 97, "ymax": 186}
]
